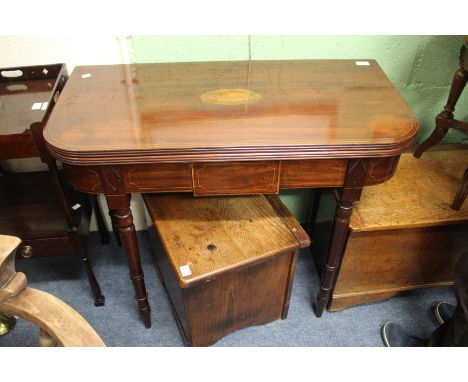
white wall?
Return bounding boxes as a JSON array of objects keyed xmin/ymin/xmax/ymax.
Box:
[{"xmin": 0, "ymin": 35, "xmax": 148, "ymax": 231}]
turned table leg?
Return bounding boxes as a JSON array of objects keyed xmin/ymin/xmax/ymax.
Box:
[
  {"xmin": 313, "ymin": 159, "xmax": 366, "ymax": 317},
  {"xmin": 105, "ymin": 194, "xmax": 151, "ymax": 328}
]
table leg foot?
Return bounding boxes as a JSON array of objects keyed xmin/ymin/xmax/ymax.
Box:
[
  {"xmin": 313, "ymin": 298, "xmax": 326, "ymax": 318},
  {"xmin": 138, "ymin": 303, "xmax": 152, "ymax": 329},
  {"xmin": 94, "ymin": 296, "xmax": 106, "ymax": 307}
]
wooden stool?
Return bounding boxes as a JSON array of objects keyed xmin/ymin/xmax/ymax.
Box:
[
  {"xmin": 312, "ymin": 146, "xmax": 468, "ymax": 310},
  {"xmin": 0, "ymin": 235, "xmax": 105, "ymax": 346},
  {"xmin": 144, "ymin": 194, "xmax": 310, "ymax": 346}
]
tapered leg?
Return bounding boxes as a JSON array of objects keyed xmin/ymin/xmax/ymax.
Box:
[
  {"xmin": 313, "ymin": 159, "xmax": 366, "ymax": 317},
  {"xmin": 452, "ymin": 167, "xmax": 468, "ymax": 210},
  {"xmin": 69, "ymin": 229, "xmax": 105, "ymax": 307},
  {"xmin": 93, "ymin": 195, "xmax": 110, "ymax": 244},
  {"xmin": 105, "ymin": 194, "xmax": 151, "ymax": 328}
]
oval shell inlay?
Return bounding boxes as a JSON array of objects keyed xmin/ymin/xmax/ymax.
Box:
[{"xmin": 200, "ymin": 88, "xmax": 262, "ymax": 105}]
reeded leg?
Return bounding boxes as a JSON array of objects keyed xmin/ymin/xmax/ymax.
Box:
[
  {"xmin": 93, "ymin": 195, "xmax": 110, "ymax": 244},
  {"xmin": 313, "ymin": 159, "xmax": 366, "ymax": 317},
  {"xmin": 452, "ymin": 167, "xmax": 468, "ymax": 210},
  {"xmin": 69, "ymin": 229, "xmax": 105, "ymax": 307},
  {"xmin": 105, "ymin": 194, "xmax": 151, "ymax": 328},
  {"xmin": 313, "ymin": 189, "xmax": 361, "ymax": 317}
]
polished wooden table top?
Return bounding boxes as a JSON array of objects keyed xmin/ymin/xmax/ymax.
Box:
[{"xmin": 44, "ymin": 60, "xmax": 418, "ymax": 165}]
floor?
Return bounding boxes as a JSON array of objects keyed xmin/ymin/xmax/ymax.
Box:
[{"xmin": 0, "ymin": 231, "xmax": 456, "ymax": 347}]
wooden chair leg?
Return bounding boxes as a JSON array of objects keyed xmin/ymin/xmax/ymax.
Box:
[
  {"xmin": 414, "ymin": 43, "xmax": 468, "ymax": 158},
  {"xmin": 93, "ymin": 195, "xmax": 110, "ymax": 245},
  {"xmin": 69, "ymin": 231, "xmax": 105, "ymax": 307},
  {"xmin": 452, "ymin": 167, "xmax": 468, "ymax": 210},
  {"xmin": 413, "ymin": 120, "xmax": 449, "ymax": 158}
]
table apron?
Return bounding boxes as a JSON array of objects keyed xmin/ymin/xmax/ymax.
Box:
[{"xmin": 62, "ymin": 156, "xmax": 400, "ymax": 196}]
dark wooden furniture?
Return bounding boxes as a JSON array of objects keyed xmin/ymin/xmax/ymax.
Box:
[
  {"xmin": 43, "ymin": 60, "xmax": 418, "ymax": 327},
  {"xmin": 0, "ymin": 234, "xmax": 105, "ymax": 346},
  {"xmin": 0, "ymin": 64, "xmax": 108, "ymax": 306},
  {"xmin": 414, "ymin": 37, "xmax": 468, "ymax": 210},
  {"xmin": 144, "ymin": 194, "xmax": 309, "ymax": 346},
  {"xmin": 312, "ymin": 146, "xmax": 468, "ymax": 310}
]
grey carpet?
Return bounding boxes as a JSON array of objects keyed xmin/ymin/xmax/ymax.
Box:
[{"xmin": 0, "ymin": 231, "xmax": 456, "ymax": 347}]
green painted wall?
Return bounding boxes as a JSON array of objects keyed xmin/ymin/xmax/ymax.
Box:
[{"xmin": 129, "ymin": 35, "xmax": 468, "ymax": 221}]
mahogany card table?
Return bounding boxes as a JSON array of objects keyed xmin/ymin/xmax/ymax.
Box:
[{"xmin": 44, "ymin": 60, "xmax": 418, "ymax": 328}]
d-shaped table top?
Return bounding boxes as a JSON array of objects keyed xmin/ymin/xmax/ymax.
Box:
[{"xmin": 44, "ymin": 60, "xmax": 418, "ymax": 164}]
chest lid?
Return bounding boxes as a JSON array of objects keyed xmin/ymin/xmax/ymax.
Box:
[
  {"xmin": 350, "ymin": 145, "xmax": 468, "ymax": 232},
  {"xmin": 144, "ymin": 194, "xmax": 309, "ymax": 287}
]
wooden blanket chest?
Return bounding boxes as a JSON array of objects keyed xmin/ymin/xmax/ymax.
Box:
[{"xmin": 144, "ymin": 194, "xmax": 309, "ymax": 346}]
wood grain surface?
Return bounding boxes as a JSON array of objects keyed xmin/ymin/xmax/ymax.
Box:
[
  {"xmin": 182, "ymin": 251, "xmax": 295, "ymax": 346},
  {"xmin": 330, "ymin": 224, "xmax": 466, "ymax": 310},
  {"xmin": 145, "ymin": 195, "xmax": 306, "ymax": 346},
  {"xmin": 350, "ymin": 145, "xmax": 468, "ymax": 231},
  {"xmin": 192, "ymin": 161, "xmax": 280, "ymax": 195},
  {"xmin": 1, "ymin": 287, "xmax": 105, "ymax": 346},
  {"xmin": 44, "ymin": 60, "xmax": 418, "ymax": 165},
  {"xmin": 144, "ymin": 194, "xmax": 306, "ymax": 287}
]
